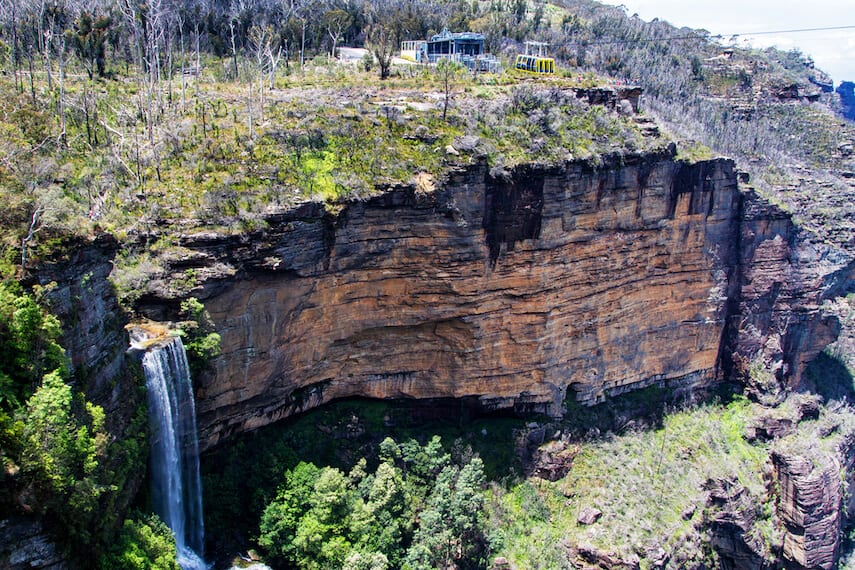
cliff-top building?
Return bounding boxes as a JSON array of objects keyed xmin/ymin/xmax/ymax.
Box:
[{"xmin": 401, "ymin": 29, "xmax": 499, "ymax": 72}]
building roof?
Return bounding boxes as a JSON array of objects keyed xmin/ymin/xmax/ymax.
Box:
[{"xmin": 429, "ymin": 29, "xmax": 485, "ymax": 43}]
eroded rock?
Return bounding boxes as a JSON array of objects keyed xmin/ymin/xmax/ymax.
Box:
[
  {"xmin": 528, "ymin": 439, "xmax": 579, "ymax": 481},
  {"xmin": 772, "ymin": 451, "xmax": 842, "ymax": 570},
  {"xmin": 703, "ymin": 477, "xmax": 772, "ymax": 570},
  {"xmin": 578, "ymin": 507, "xmax": 603, "ymax": 525},
  {"xmin": 0, "ymin": 517, "xmax": 66, "ymax": 570}
]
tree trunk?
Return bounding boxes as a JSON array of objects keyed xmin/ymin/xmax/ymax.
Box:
[
  {"xmin": 21, "ymin": 205, "xmax": 44, "ymax": 267},
  {"xmin": 57, "ymin": 36, "xmax": 66, "ymax": 146},
  {"xmin": 39, "ymin": 4, "xmax": 53, "ymax": 91},
  {"xmin": 84, "ymin": 84, "xmax": 92, "ymax": 146},
  {"xmin": 194, "ymin": 24, "xmax": 201, "ymax": 97},
  {"xmin": 247, "ymin": 83, "xmax": 253, "ymax": 139},
  {"xmin": 166, "ymin": 23, "xmax": 173, "ymax": 107},
  {"xmin": 230, "ymin": 21, "xmax": 239, "ymax": 80},
  {"xmin": 11, "ymin": 19, "xmax": 21, "ymax": 94},
  {"xmin": 301, "ymin": 20, "xmax": 306, "ymax": 68},
  {"xmin": 180, "ymin": 23, "xmax": 186, "ymax": 109},
  {"xmin": 27, "ymin": 52, "xmax": 36, "ymax": 104},
  {"xmin": 258, "ymin": 71, "xmax": 264, "ymax": 123}
]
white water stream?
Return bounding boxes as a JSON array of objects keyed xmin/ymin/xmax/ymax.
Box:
[{"xmin": 141, "ymin": 336, "xmax": 208, "ymax": 570}]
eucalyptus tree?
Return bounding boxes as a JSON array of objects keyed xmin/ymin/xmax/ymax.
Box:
[{"xmin": 323, "ymin": 7, "xmax": 351, "ymax": 58}]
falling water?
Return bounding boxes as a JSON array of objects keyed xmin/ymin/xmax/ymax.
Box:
[{"xmin": 142, "ymin": 336, "xmax": 208, "ymax": 570}]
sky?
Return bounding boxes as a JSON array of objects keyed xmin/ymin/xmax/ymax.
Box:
[{"xmin": 601, "ymin": 0, "xmax": 855, "ymax": 83}]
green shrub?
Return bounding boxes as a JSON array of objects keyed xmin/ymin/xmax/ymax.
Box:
[
  {"xmin": 178, "ymin": 297, "xmax": 221, "ymax": 375},
  {"xmin": 0, "ymin": 282, "xmax": 66, "ymax": 408},
  {"xmin": 488, "ymin": 399, "xmax": 773, "ymax": 568},
  {"xmin": 99, "ymin": 513, "xmax": 179, "ymax": 570}
]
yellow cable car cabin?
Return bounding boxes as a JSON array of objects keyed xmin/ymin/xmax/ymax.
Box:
[{"xmin": 514, "ymin": 54, "xmax": 554, "ymax": 75}]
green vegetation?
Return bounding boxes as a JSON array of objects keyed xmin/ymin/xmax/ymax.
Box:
[
  {"xmin": 200, "ymin": 382, "xmax": 855, "ymax": 570},
  {"xmin": 257, "ymin": 437, "xmax": 490, "ymax": 570},
  {"xmin": 0, "ymin": 277, "xmax": 147, "ymax": 557},
  {"xmin": 178, "ymin": 297, "xmax": 221, "ymax": 376},
  {"xmin": 486, "ymin": 391, "xmax": 855, "ymax": 569},
  {"xmin": 676, "ymin": 140, "xmax": 715, "ymax": 163},
  {"xmin": 98, "ymin": 513, "xmax": 180, "ymax": 570},
  {"xmin": 2, "ymin": 63, "xmax": 648, "ymax": 247},
  {"xmin": 0, "ymin": 281, "xmax": 66, "ymax": 408},
  {"xmin": 20, "ymin": 371, "xmax": 111, "ymax": 545},
  {"xmin": 201, "ymin": 398, "xmax": 526, "ymax": 553},
  {"xmin": 487, "ymin": 398, "xmax": 771, "ymax": 568}
]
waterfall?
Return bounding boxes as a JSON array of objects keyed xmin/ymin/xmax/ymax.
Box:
[{"xmin": 142, "ymin": 336, "xmax": 208, "ymax": 570}]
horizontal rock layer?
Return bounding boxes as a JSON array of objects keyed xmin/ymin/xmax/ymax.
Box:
[
  {"xmin": 130, "ymin": 148, "xmax": 843, "ymax": 450},
  {"xmin": 130, "ymin": 148, "xmax": 853, "ymax": 450}
]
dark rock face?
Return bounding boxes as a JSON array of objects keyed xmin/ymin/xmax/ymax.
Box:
[
  {"xmin": 33, "ymin": 235, "xmax": 143, "ymax": 441},
  {"xmin": 124, "ymin": 151, "xmax": 853, "ymax": 451},
  {"xmin": 837, "ymin": 81, "xmax": 855, "ymax": 122},
  {"xmin": 483, "ymin": 166, "xmax": 545, "ymax": 266},
  {"xmin": 0, "ymin": 517, "xmax": 66, "ymax": 570},
  {"xmin": 574, "ymin": 87, "xmax": 643, "ymax": 113},
  {"xmin": 704, "ymin": 478, "xmax": 773, "ymax": 570},
  {"xmin": 721, "ymin": 195, "xmax": 853, "ymax": 398}
]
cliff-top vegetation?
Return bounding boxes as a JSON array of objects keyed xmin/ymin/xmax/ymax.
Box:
[
  {"xmin": 2, "ymin": 0, "xmax": 854, "ymax": 276},
  {"xmin": 0, "ymin": 52, "xmax": 657, "ymax": 279}
]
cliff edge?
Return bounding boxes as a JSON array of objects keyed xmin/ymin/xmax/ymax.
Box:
[{"xmin": 130, "ymin": 148, "xmax": 853, "ymax": 451}]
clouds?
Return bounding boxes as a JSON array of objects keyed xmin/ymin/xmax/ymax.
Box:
[{"xmin": 602, "ymin": 1, "xmax": 855, "ymax": 82}]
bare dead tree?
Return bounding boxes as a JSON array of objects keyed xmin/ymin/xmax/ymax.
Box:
[
  {"xmin": 175, "ymin": 10, "xmax": 186, "ymax": 109},
  {"xmin": 15, "ymin": 158, "xmax": 60, "ymax": 267},
  {"xmin": 56, "ymin": 32, "xmax": 67, "ymax": 145},
  {"xmin": 294, "ymin": 0, "xmax": 316, "ymax": 68},
  {"xmin": 228, "ymin": 0, "xmax": 242, "ymax": 79},
  {"xmin": 248, "ymin": 25, "xmax": 268, "ymax": 125},
  {"xmin": 21, "ymin": 204, "xmax": 44, "ymax": 267},
  {"xmin": 265, "ymin": 36, "xmax": 283, "ymax": 89},
  {"xmin": 40, "ymin": 0, "xmax": 56, "ymax": 90}
]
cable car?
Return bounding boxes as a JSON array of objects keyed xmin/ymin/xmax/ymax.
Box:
[
  {"xmin": 515, "ymin": 41, "xmax": 555, "ymax": 75},
  {"xmin": 514, "ymin": 54, "xmax": 554, "ymax": 74}
]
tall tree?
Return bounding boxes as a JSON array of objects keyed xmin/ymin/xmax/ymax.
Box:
[
  {"xmin": 323, "ymin": 8, "xmax": 351, "ymax": 58},
  {"xmin": 67, "ymin": 11, "xmax": 111, "ymax": 79}
]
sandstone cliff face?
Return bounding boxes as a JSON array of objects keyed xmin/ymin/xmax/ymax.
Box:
[
  {"xmin": 724, "ymin": 195, "xmax": 854, "ymax": 400},
  {"xmin": 185, "ymin": 152, "xmax": 740, "ymax": 448},
  {"xmin": 772, "ymin": 450, "xmax": 843, "ymax": 570},
  {"xmin": 127, "ymin": 147, "xmax": 847, "ymax": 451}
]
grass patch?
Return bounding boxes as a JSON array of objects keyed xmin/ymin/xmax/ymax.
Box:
[{"xmin": 489, "ymin": 398, "xmax": 772, "ymax": 568}]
